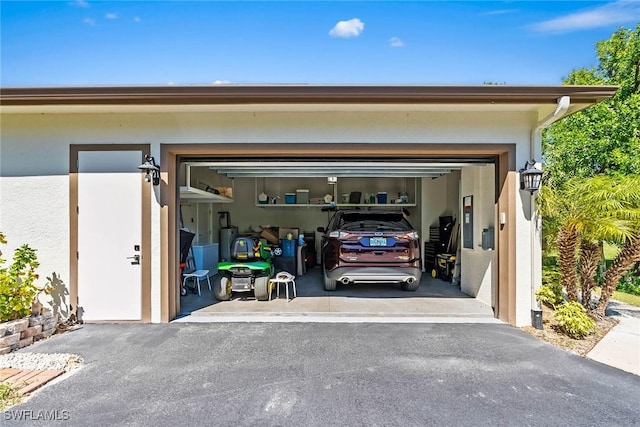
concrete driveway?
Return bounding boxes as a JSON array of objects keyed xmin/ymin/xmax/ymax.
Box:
[
  {"xmin": 2, "ymin": 322, "xmax": 638, "ymax": 426},
  {"xmin": 178, "ymin": 268, "xmax": 497, "ymax": 322}
]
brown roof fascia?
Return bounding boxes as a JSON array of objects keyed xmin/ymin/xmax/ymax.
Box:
[{"xmin": 0, "ymin": 85, "xmax": 619, "ymax": 106}]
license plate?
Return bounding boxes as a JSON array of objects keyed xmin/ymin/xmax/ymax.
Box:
[{"xmin": 369, "ymin": 237, "xmax": 387, "ymax": 246}]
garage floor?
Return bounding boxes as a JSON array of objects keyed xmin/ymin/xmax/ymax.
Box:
[{"xmin": 176, "ymin": 266, "xmax": 498, "ymax": 323}]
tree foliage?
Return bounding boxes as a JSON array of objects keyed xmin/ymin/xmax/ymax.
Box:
[
  {"xmin": 538, "ymin": 175, "xmax": 640, "ymax": 313},
  {"xmin": 542, "ymin": 25, "xmax": 640, "ymax": 185}
]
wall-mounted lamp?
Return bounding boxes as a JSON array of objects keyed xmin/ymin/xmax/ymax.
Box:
[
  {"xmin": 137, "ymin": 154, "xmax": 160, "ymax": 185},
  {"xmin": 519, "ymin": 160, "xmax": 543, "ymax": 194}
]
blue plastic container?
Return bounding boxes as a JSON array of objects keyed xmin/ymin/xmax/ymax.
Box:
[
  {"xmin": 281, "ymin": 239, "xmax": 296, "ymax": 258},
  {"xmin": 377, "ymin": 192, "xmax": 387, "ymax": 204},
  {"xmin": 285, "ymin": 193, "xmax": 296, "ymax": 204}
]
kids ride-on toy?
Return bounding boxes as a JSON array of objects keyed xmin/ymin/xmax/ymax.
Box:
[{"xmin": 213, "ymin": 236, "xmax": 275, "ymax": 301}]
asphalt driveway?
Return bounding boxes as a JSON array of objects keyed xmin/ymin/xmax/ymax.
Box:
[{"xmin": 2, "ymin": 323, "xmax": 638, "ymax": 426}]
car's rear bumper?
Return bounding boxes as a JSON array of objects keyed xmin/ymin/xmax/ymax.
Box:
[{"xmin": 326, "ymin": 266, "xmax": 422, "ymax": 285}]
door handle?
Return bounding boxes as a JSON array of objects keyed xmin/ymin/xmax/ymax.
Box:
[{"xmin": 127, "ymin": 254, "xmax": 140, "ymax": 265}]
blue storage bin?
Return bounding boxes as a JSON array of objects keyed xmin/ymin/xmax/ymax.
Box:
[
  {"xmin": 377, "ymin": 192, "xmax": 387, "ymax": 204},
  {"xmin": 285, "ymin": 193, "xmax": 296, "ymax": 204},
  {"xmin": 281, "ymin": 239, "xmax": 296, "ymax": 258}
]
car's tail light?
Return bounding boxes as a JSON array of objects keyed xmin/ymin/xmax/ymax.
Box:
[
  {"xmin": 401, "ymin": 231, "xmax": 419, "ymax": 240},
  {"xmin": 329, "ymin": 231, "xmax": 352, "ymax": 239}
]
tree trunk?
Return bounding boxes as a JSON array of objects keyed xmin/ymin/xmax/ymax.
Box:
[
  {"xmin": 579, "ymin": 240, "xmax": 601, "ymax": 310},
  {"xmin": 558, "ymin": 226, "xmax": 580, "ymax": 301},
  {"xmin": 595, "ymin": 236, "xmax": 640, "ymax": 316}
]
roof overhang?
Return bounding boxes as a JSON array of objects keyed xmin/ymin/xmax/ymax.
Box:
[{"xmin": 0, "ymin": 84, "xmax": 618, "ymax": 117}]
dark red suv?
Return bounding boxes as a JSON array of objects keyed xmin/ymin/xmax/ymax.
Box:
[{"xmin": 317, "ymin": 210, "xmax": 422, "ymax": 291}]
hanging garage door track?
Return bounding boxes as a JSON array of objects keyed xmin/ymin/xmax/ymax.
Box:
[{"xmin": 174, "ymin": 268, "xmax": 498, "ymax": 323}]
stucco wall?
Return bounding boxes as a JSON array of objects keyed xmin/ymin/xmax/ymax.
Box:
[
  {"xmin": 460, "ymin": 165, "xmax": 496, "ymax": 306},
  {"xmin": 1, "ymin": 108, "xmax": 537, "ymax": 324}
]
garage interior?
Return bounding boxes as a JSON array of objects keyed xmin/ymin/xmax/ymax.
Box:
[{"xmin": 174, "ymin": 155, "xmax": 498, "ymax": 321}]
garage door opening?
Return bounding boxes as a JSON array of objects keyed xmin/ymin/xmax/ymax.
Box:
[{"xmin": 173, "ymin": 154, "xmax": 499, "ymax": 321}]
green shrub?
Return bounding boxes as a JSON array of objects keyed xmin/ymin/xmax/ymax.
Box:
[
  {"xmin": 0, "ymin": 233, "xmax": 41, "ymax": 322},
  {"xmin": 542, "ymin": 264, "xmax": 561, "ymax": 287},
  {"xmin": 536, "ymin": 283, "xmax": 565, "ymax": 308},
  {"xmin": 554, "ymin": 301, "xmax": 596, "ymax": 339},
  {"xmin": 616, "ymin": 275, "xmax": 640, "ymax": 296}
]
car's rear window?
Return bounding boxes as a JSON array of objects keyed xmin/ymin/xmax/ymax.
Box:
[{"xmin": 337, "ymin": 212, "xmax": 412, "ymax": 232}]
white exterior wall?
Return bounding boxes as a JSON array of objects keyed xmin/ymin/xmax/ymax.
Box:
[
  {"xmin": 1, "ymin": 108, "xmax": 539, "ymax": 324},
  {"xmin": 460, "ymin": 165, "xmax": 496, "ymax": 306}
]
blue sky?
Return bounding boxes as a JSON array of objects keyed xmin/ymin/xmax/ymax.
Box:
[{"xmin": 2, "ymin": 1, "xmax": 639, "ymax": 87}]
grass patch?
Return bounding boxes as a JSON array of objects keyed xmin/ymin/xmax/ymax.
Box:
[
  {"xmin": 0, "ymin": 382, "xmax": 22, "ymax": 411},
  {"xmin": 612, "ymin": 291, "xmax": 640, "ymax": 307}
]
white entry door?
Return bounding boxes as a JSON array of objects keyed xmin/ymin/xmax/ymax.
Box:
[{"xmin": 78, "ymin": 150, "xmax": 143, "ymax": 321}]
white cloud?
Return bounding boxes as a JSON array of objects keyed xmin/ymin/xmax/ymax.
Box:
[
  {"xmin": 72, "ymin": 0, "xmax": 89, "ymax": 8},
  {"xmin": 483, "ymin": 9, "xmax": 516, "ymax": 16},
  {"xmin": 83, "ymin": 18, "xmax": 95, "ymax": 26},
  {"xmin": 105, "ymin": 12, "xmax": 118, "ymax": 20},
  {"xmin": 213, "ymin": 80, "xmax": 231, "ymax": 85},
  {"xmin": 389, "ymin": 37, "xmax": 404, "ymax": 48},
  {"xmin": 531, "ymin": 0, "xmax": 640, "ymax": 33},
  {"xmin": 329, "ymin": 18, "xmax": 364, "ymax": 38}
]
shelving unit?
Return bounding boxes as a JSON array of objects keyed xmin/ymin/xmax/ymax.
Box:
[
  {"xmin": 253, "ymin": 177, "xmax": 417, "ymax": 208},
  {"xmin": 179, "ymin": 186, "xmax": 234, "ymax": 202},
  {"xmin": 179, "ymin": 164, "xmax": 234, "ymax": 202}
]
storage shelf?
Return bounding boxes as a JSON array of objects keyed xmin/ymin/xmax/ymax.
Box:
[
  {"xmin": 255, "ymin": 203, "xmax": 332, "ymax": 208},
  {"xmin": 180, "ymin": 186, "xmax": 234, "ymax": 202},
  {"xmin": 255, "ymin": 203, "xmax": 415, "ymax": 208}
]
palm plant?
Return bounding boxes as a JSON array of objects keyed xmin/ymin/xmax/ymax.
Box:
[{"xmin": 538, "ymin": 175, "xmax": 640, "ymax": 314}]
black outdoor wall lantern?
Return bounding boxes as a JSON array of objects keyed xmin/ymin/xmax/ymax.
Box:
[
  {"xmin": 520, "ymin": 159, "xmax": 543, "ymax": 194},
  {"xmin": 138, "ymin": 154, "xmax": 160, "ymax": 185}
]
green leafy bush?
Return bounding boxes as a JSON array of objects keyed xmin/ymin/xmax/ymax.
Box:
[
  {"xmin": 616, "ymin": 274, "xmax": 640, "ymax": 296},
  {"xmin": 554, "ymin": 301, "xmax": 596, "ymax": 339},
  {"xmin": 0, "ymin": 233, "xmax": 41, "ymax": 322},
  {"xmin": 542, "ymin": 263, "xmax": 561, "ymax": 287},
  {"xmin": 536, "ymin": 283, "xmax": 565, "ymax": 308}
]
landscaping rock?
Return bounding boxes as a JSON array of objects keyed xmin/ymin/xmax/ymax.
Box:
[
  {"xmin": 0, "ymin": 333, "xmax": 21, "ymax": 347},
  {"xmin": 29, "ymin": 313, "xmax": 54, "ymax": 327},
  {"xmin": 1, "ymin": 318, "xmax": 29, "ymax": 336},
  {"xmin": 34, "ymin": 328, "xmax": 55, "ymax": 341},
  {"xmin": 42, "ymin": 319, "xmax": 57, "ymax": 332},
  {"xmin": 20, "ymin": 325, "xmax": 42, "ymax": 339},
  {"xmin": 0, "ymin": 352, "xmax": 83, "ymax": 371},
  {"xmin": 11, "ymin": 336, "xmax": 34, "ymax": 350}
]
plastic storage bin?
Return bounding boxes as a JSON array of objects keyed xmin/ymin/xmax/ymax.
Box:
[
  {"xmin": 377, "ymin": 192, "xmax": 388, "ymax": 204},
  {"xmin": 296, "ymin": 189, "xmax": 309, "ymax": 204},
  {"xmin": 285, "ymin": 193, "xmax": 296, "ymax": 204},
  {"xmin": 281, "ymin": 239, "xmax": 296, "ymax": 258}
]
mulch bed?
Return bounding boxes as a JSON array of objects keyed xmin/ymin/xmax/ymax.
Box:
[{"xmin": 522, "ymin": 303, "xmax": 619, "ymax": 356}]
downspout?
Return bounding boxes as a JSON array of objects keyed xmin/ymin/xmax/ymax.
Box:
[{"xmin": 529, "ymin": 96, "xmax": 571, "ymax": 328}]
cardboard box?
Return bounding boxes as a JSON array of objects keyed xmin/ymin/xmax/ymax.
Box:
[
  {"xmin": 278, "ymin": 227, "xmax": 299, "ymax": 240},
  {"xmin": 260, "ymin": 229, "xmax": 279, "ymax": 245}
]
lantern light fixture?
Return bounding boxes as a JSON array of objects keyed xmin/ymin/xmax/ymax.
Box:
[
  {"xmin": 137, "ymin": 154, "xmax": 160, "ymax": 185},
  {"xmin": 519, "ymin": 159, "xmax": 543, "ymax": 194}
]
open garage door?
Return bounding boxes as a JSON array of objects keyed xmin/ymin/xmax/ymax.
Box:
[{"xmin": 172, "ymin": 151, "xmax": 500, "ymax": 322}]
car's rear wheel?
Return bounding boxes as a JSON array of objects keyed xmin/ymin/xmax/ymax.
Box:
[
  {"xmin": 254, "ymin": 276, "xmax": 270, "ymax": 301},
  {"xmin": 213, "ymin": 275, "xmax": 231, "ymax": 301},
  {"xmin": 323, "ymin": 268, "xmax": 337, "ymax": 291}
]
